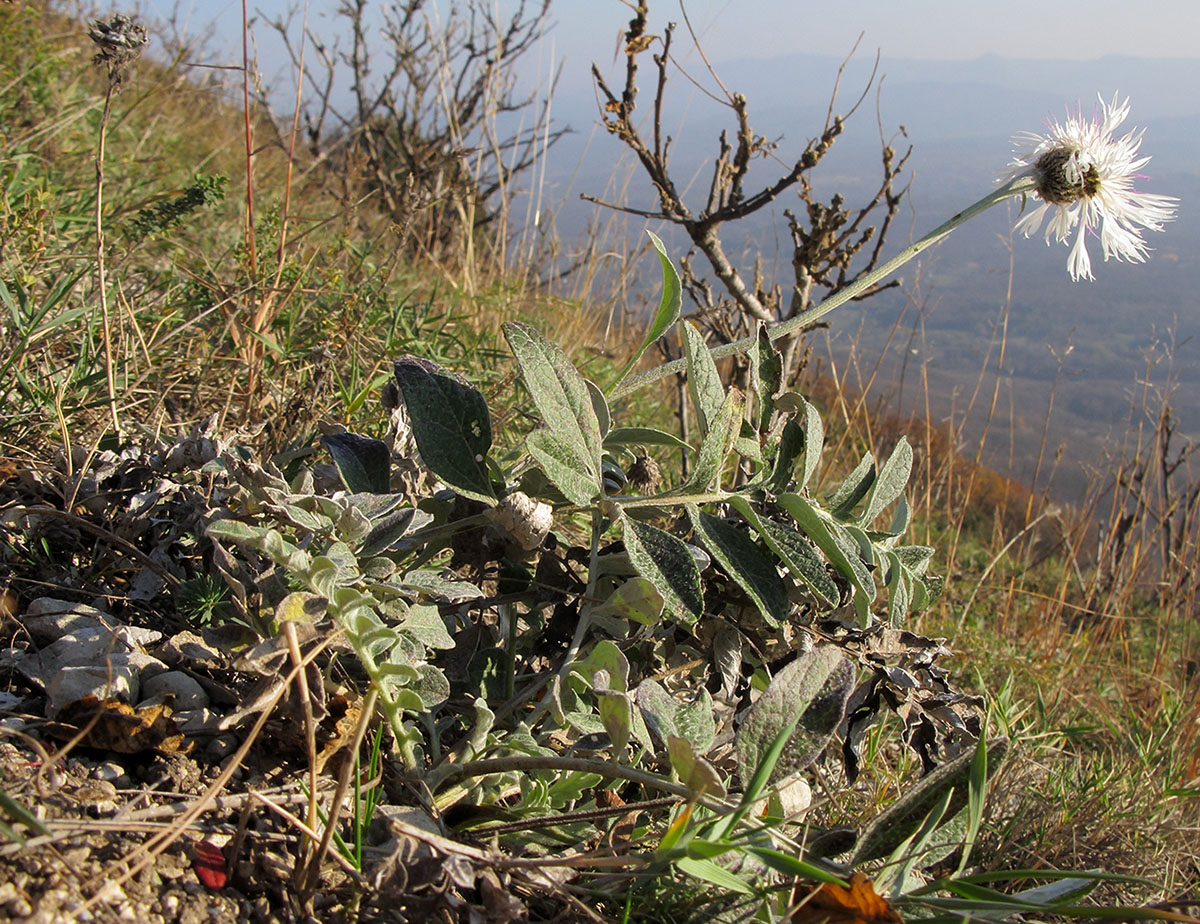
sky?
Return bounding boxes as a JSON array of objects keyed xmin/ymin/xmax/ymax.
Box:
[{"xmin": 143, "ymin": 0, "xmax": 1200, "ymax": 71}]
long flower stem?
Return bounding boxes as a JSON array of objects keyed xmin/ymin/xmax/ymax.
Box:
[
  {"xmin": 95, "ymin": 86, "xmax": 120, "ymax": 435},
  {"xmin": 611, "ymin": 175, "xmax": 1041, "ymax": 400}
]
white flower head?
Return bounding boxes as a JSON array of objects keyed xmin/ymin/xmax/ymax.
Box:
[{"xmin": 1002, "ymin": 93, "xmax": 1177, "ymax": 281}]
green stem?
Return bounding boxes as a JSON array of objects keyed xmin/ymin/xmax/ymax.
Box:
[
  {"xmin": 439, "ymin": 756, "xmax": 735, "ymax": 812},
  {"xmin": 610, "ymin": 176, "xmax": 1040, "ymax": 400},
  {"xmin": 352, "ymin": 641, "xmax": 419, "ymax": 771}
]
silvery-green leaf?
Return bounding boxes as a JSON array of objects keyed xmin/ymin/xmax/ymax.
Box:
[
  {"xmin": 848, "ymin": 737, "xmax": 1010, "ymax": 866},
  {"xmin": 861, "ymin": 437, "xmax": 912, "ymax": 526},
  {"xmin": 591, "ymin": 577, "xmax": 665, "ymax": 627},
  {"xmin": 667, "ymin": 735, "xmax": 726, "ymax": 798},
  {"xmin": 730, "ymin": 497, "xmax": 839, "ymax": 607},
  {"xmin": 608, "ymin": 231, "xmax": 683, "ymax": 391},
  {"xmin": 621, "ymin": 516, "xmax": 704, "ymax": 622},
  {"xmin": 827, "ymin": 451, "xmax": 876, "ymax": 518},
  {"xmin": 885, "ymin": 550, "xmax": 911, "ymax": 627},
  {"xmin": 635, "ymin": 679, "xmax": 679, "ymax": 748},
  {"xmin": 681, "ymin": 387, "xmax": 742, "ymax": 493},
  {"xmin": 749, "ymin": 323, "xmax": 782, "ymax": 431},
  {"xmin": 597, "ymin": 689, "xmax": 633, "ymax": 754},
  {"xmin": 675, "ymin": 687, "xmax": 716, "ymax": 753},
  {"xmin": 586, "ymin": 378, "xmax": 611, "ymax": 439},
  {"xmin": 574, "ymin": 639, "xmax": 630, "ymax": 692},
  {"xmin": 603, "ymin": 426, "xmax": 691, "ymax": 452},
  {"xmin": 321, "ymin": 432, "xmax": 391, "ymax": 495},
  {"xmin": 682, "ymin": 321, "xmax": 724, "ymax": 437},
  {"xmin": 714, "ymin": 627, "xmax": 743, "ymax": 698},
  {"xmin": 397, "ymin": 570, "xmax": 483, "ymax": 602},
  {"xmin": 689, "ymin": 506, "xmax": 789, "ymax": 627},
  {"xmin": 414, "ymin": 664, "xmax": 450, "ymax": 709},
  {"xmin": 564, "ymin": 710, "xmax": 607, "ymax": 736},
  {"xmin": 764, "ymin": 417, "xmax": 805, "ymax": 494},
  {"xmin": 735, "ymin": 646, "xmax": 854, "ymax": 786},
  {"xmin": 360, "ymin": 506, "xmax": 431, "ymax": 557},
  {"xmin": 331, "ymin": 504, "xmax": 372, "ymax": 544},
  {"xmin": 390, "ymin": 687, "xmax": 426, "ymax": 713},
  {"xmin": 641, "ymin": 230, "xmax": 683, "ymax": 349},
  {"xmin": 526, "ymin": 428, "xmax": 601, "ymax": 506},
  {"xmin": 206, "ymin": 518, "xmax": 269, "ymax": 545},
  {"xmin": 894, "ymin": 544, "xmax": 935, "ymax": 574},
  {"xmin": 797, "ymin": 396, "xmax": 824, "ymax": 490},
  {"xmin": 393, "ymin": 357, "xmax": 495, "ymax": 504},
  {"xmin": 778, "ymin": 493, "xmax": 875, "ymax": 605},
  {"xmin": 887, "ymin": 493, "xmax": 912, "ymax": 536},
  {"xmin": 504, "ymin": 321, "xmax": 602, "ymax": 493},
  {"xmin": 400, "ymin": 602, "xmax": 456, "ymax": 650}
]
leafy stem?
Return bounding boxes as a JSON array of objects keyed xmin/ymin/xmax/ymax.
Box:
[{"xmin": 609, "ymin": 175, "xmax": 1041, "ymax": 399}]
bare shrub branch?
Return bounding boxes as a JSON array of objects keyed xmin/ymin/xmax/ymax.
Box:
[{"xmin": 587, "ymin": 1, "xmax": 910, "ymax": 380}]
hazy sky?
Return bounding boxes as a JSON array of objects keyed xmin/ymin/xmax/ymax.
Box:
[{"xmin": 147, "ymin": 0, "xmax": 1200, "ymax": 68}]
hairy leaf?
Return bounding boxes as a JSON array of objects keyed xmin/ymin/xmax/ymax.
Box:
[
  {"xmin": 393, "ymin": 357, "xmax": 495, "ymax": 504},
  {"xmin": 526, "ymin": 428, "xmax": 601, "ymax": 505},
  {"xmin": 504, "ymin": 322, "xmax": 603, "ymax": 499},
  {"xmin": 730, "ymin": 497, "xmax": 840, "ymax": 607},
  {"xmin": 681, "ymin": 387, "xmax": 743, "ymax": 493},
  {"xmin": 861, "ymin": 437, "xmax": 912, "ymax": 526},
  {"xmin": 750, "ymin": 323, "xmax": 782, "ymax": 431},
  {"xmin": 778, "ymin": 493, "xmax": 875, "ymax": 608},
  {"xmin": 609, "ymin": 230, "xmax": 682, "ymax": 390},
  {"xmin": 735, "ymin": 646, "xmax": 854, "ymax": 786},
  {"xmin": 592, "ymin": 576, "xmax": 665, "ymax": 627},
  {"xmin": 828, "ymin": 451, "xmax": 876, "ymax": 518},
  {"xmin": 689, "ymin": 507, "xmax": 789, "ymax": 626},
  {"xmin": 321, "ymin": 432, "xmax": 391, "ymax": 495},
  {"xmin": 848, "ymin": 737, "xmax": 1010, "ymax": 866},
  {"xmin": 682, "ymin": 321, "xmax": 725, "ymax": 437},
  {"xmin": 603, "ymin": 426, "xmax": 691, "ymax": 452},
  {"xmin": 622, "ymin": 516, "xmax": 704, "ymax": 622}
]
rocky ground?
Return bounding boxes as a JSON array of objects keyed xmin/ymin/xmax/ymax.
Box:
[{"xmin": 0, "ymin": 423, "xmax": 572, "ymax": 923}]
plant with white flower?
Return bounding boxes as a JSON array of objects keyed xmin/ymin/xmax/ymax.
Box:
[
  {"xmin": 611, "ymin": 91, "xmax": 1178, "ymax": 399},
  {"xmin": 1003, "ymin": 94, "xmax": 1178, "ymax": 281}
]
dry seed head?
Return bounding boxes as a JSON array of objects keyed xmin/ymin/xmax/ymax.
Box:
[
  {"xmin": 89, "ymin": 14, "xmax": 149, "ymax": 90},
  {"xmin": 626, "ymin": 455, "xmax": 662, "ymax": 493}
]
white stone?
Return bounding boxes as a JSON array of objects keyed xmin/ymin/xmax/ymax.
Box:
[
  {"xmin": 45, "ymin": 660, "xmax": 140, "ymax": 717},
  {"xmin": 158, "ymin": 631, "xmax": 223, "ymax": 667},
  {"xmin": 21, "ymin": 599, "xmax": 113, "ymax": 643},
  {"xmin": 92, "ymin": 762, "xmax": 127, "ymax": 784},
  {"xmin": 140, "ymin": 672, "xmax": 209, "ymax": 711}
]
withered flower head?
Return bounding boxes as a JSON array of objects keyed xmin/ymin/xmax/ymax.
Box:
[{"xmin": 89, "ymin": 14, "xmax": 149, "ymax": 91}]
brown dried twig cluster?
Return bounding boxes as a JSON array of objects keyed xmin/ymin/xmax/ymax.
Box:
[
  {"xmin": 588, "ymin": 2, "xmax": 910, "ymax": 382},
  {"xmin": 267, "ymin": 0, "xmax": 563, "ymax": 267}
]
